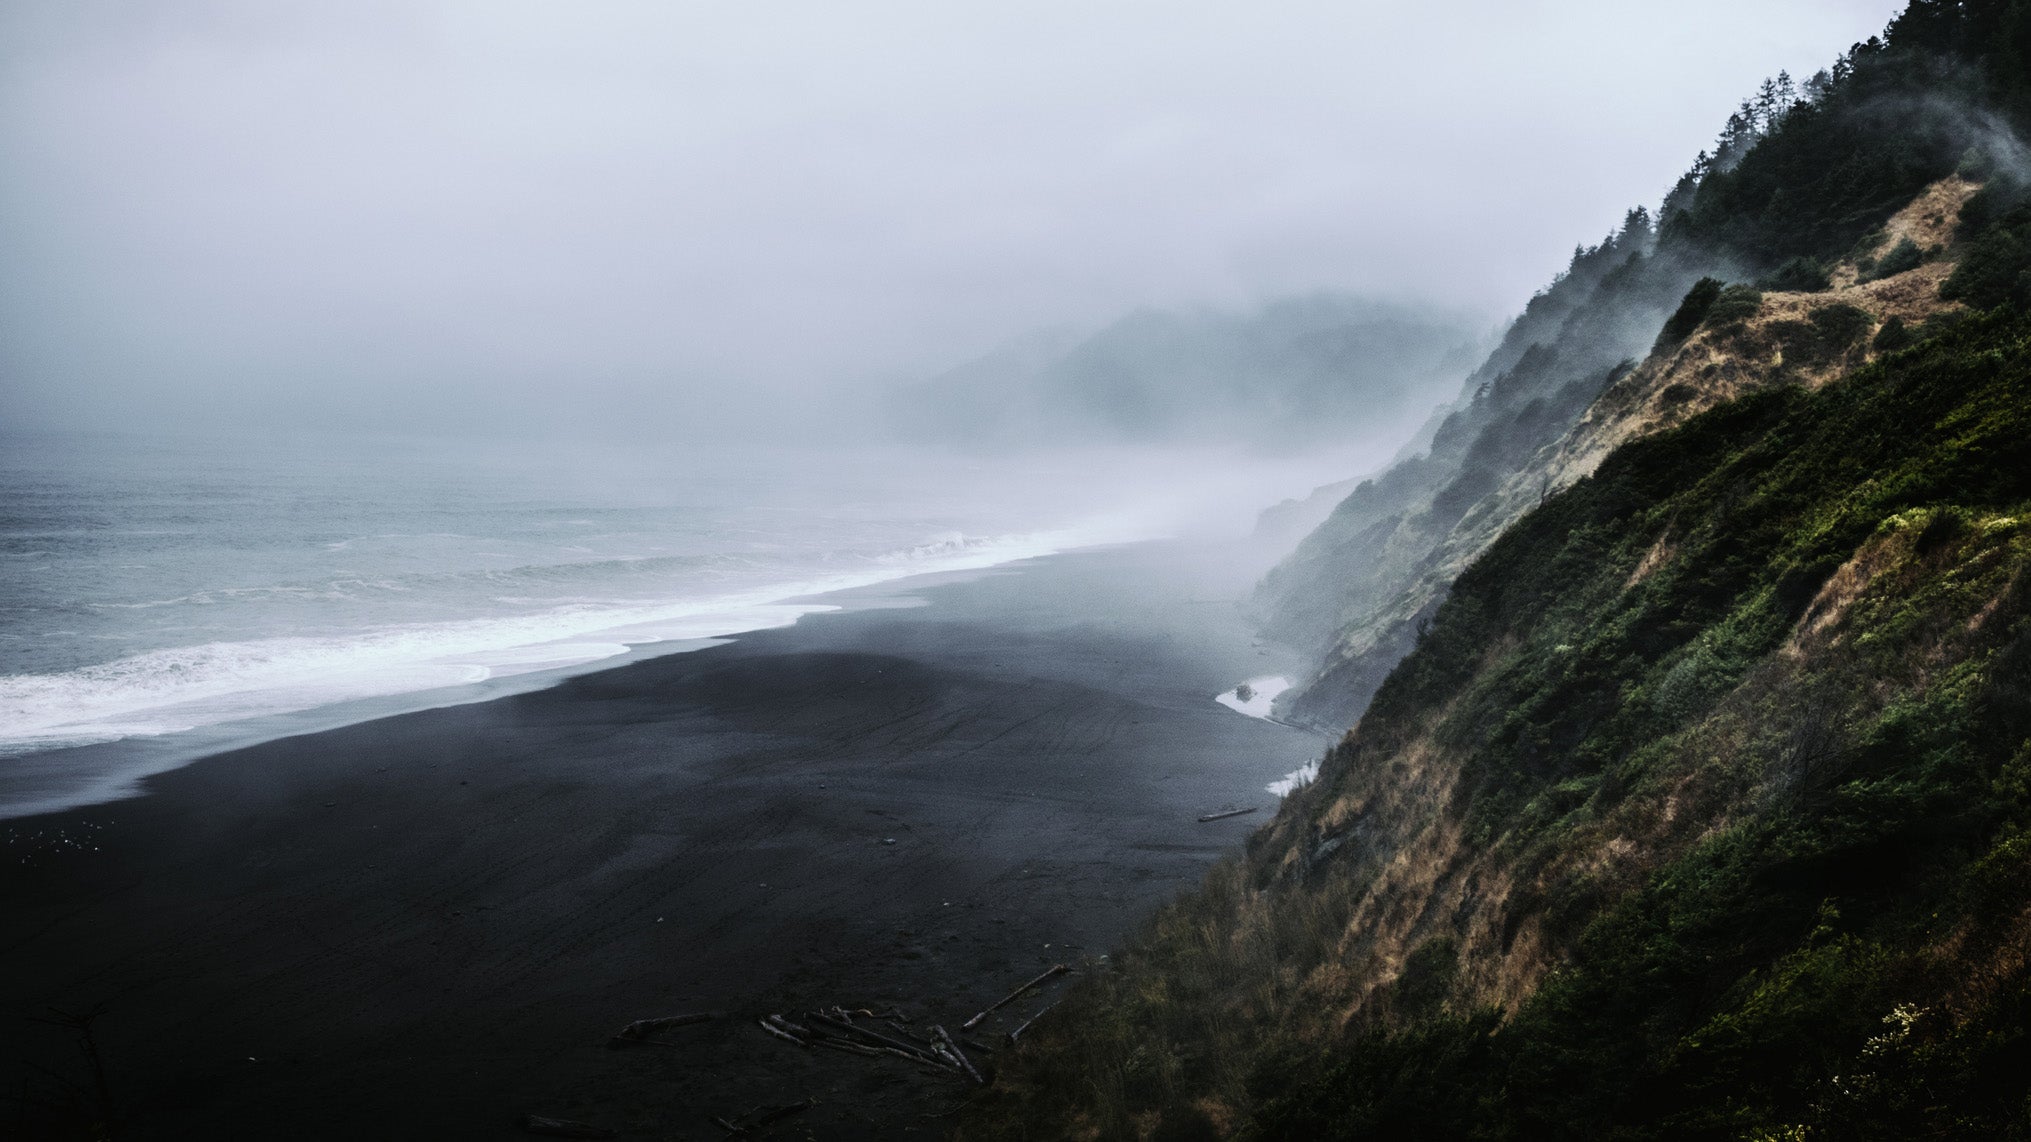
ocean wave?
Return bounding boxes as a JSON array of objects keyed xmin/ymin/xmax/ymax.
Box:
[{"xmin": 0, "ymin": 526, "xmax": 1102, "ymax": 757}]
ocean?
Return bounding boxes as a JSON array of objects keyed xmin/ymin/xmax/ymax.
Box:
[{"xmin": 0, "ymin": 429, "xmax": 1351, "ymax": 818}]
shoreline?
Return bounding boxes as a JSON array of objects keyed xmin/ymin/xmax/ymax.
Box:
[
  {"xmin": 1, "ymin": 541, "xmax": 1323, "ymax": 1139},
  {"xmin": 0, "ymin": 546, "xmax": 1140, "ymax": 823}
]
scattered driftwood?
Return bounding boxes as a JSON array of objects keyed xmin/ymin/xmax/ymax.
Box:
[
  {"xmin": 766, "ymin": 1014, "xmax": 814, "ymax": 1039},
  {"xmin": 756, "ymin": 1006, "xmax": 975, "ymax": 1078},
  {"xmin": 758, "ymin": 1019, "xmax": 808, "ymax": 1048},
  {"xmin": 609, "ymin": 1011, "xmax": 721, "ymax": 1048},
  {"xmin": 522, "ymin": 1114, "xmax": 618, "ymax": 1138},
  {"xmin": 810, "ymin": 1037, "xmax": 882, "ymax": 1058},
  {"xmin": 1196, "ymin": 807, "xmax": 1257, "ymax": 822},
  {"xmin": 881, "ymin": 1045, "xmax": 956, "ymax": 1074},
  {"xmin": 933, "ymin": 1024, "xmax": 986, "ymax": 1086},
  {"xmin": 1006, "ymin": 999, "xmax": 1063, "ymax": 1045},
  {"xmin": 961, "ymin": 964, "xmax": 1070, "ymax": 1030},
  {"xmin": 884, "ymin": 1019, "xmax": 934, "ymax": 1047},
  {"xmin": 806, "ymin": 1011, "xmax": 947, "ymax": 1064}
]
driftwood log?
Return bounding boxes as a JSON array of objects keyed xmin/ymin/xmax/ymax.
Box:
[
  {"xmin": 1196, "ymin": 806, "xmax": 1257, "ymax": 822},
  {"xmin": 806, "ymin": 1011, "xmax": 946, "ymax": 1064},
  {"xmin": 961, "ymin": 964, "xmax": 1070, "ymax": 1030},
  {"xmin": 758, "ymin": 1019, "xmax": 808, "ymax": 1048},
  {"xmin": 933, "ymin": 1024, "xmax": 987, "ymax": 1086},
  {"xmin": 1006, "ymin": 999, "xmax": 1063, "ymax": 1044},
  {"xmin": 810, "ymin": 1037, "xmax": 882, "ymax": 1057},
  {"xmin": 609, "ymin": 1011, "xmax": 721, "ymax": 1047}
]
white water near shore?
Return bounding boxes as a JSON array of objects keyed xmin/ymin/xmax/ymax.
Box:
[
  {"xmin": 1214, "ymin": 675, "xmax": 1319, "ymax": 796},
  {"xmin": 1, "ymin": 431, "xmax": 1379, "ymax": 816},
  {"xmin": 0, "ymin": 529, "xmax": 1084, "ymax": 758},
  {"xmin": 1216, "ymin": 674, "xmax": 1290, "ymax": 719}
]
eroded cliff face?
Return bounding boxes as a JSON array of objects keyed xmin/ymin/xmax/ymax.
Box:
[{"xmin": 1273, "ymin": 177, "xmax": 1980, "ymax": 736}]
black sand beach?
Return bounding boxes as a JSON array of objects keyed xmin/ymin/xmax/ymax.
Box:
[{"xmin": 1, "ymin": 543, "xmax": 1324, "ymax": 1139}]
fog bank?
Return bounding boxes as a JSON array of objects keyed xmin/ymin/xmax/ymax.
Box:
[{"xmin": 0, "ymin": 1, "xmax": 1904, "ymax": 437}]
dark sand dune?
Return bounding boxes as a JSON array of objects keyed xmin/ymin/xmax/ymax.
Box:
[{"xmin": 1, "ymin": 544, "xmax": 1322, "ymax": 1139}]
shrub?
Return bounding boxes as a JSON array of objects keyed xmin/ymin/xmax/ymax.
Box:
[
  {"xmin": 1868, "ymin": 237, "xmax": 1928, "ymax": 280},
  {"xmin": 1943, "ymin": 200, "xmax": 2031, "ymax": 311},
  {"xmin": 1764, "ymin": 257, "xmax": 1832, "ymax": 292},
  {"xmin": 1873, "ymin": 315, "xmax": 1912, "ymax": 353},
  {"xmin": 1704, "ymin": 284, "xmax": 1765, "ymax": 328},
  {"xmin": 1656, "ymin": 278, "xmax": 1725, "ymax": 351},
  {"xmin": 1809, "ymin": 302, "xmax": 1873, "ymax": 349}
]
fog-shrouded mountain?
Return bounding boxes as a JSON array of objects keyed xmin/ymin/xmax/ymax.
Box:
[
  {"xmin": 968, "ymin": 3, "xmax": 2031, "ymax": 1137},
  {"xmin": 886, "ymin": 294, "xmax": 1489, "ymax": 454}
]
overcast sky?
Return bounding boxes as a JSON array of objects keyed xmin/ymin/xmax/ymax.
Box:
[{"xmin": 0, "ymin": 0, "xmax": 1906, "ymax": 434}]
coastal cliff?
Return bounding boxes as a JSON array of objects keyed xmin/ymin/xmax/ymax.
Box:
[{"xmin": 968, "ymin": 3, "xmax": 2031, "ymax": 1137}]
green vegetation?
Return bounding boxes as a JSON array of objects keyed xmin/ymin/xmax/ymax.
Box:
[
  {"xmin": 969, "ymin": 298, "xmax": 2031, "ymax": 1142},
  {"xmin": 1944, "ymin": 176, "xmax": 2031, "ymax": 309},
  {"xmin": 1656, "ymin": 278, "xmax": 1724, "ymax": 350},
  {"xmin": 1810, "ymin": 300, "xmax": 1874, "ymax": 347},
  {"xmin": 1869, "ymin": 236, "xmax": 1931, "ymax": 280},
  {"xmin": 1703, "ymin": 283, "xmax": 1765, "ymax": 328},
  {"xmin": 976, "ymin": 7, "xmax": 2031, "ymax": 1137},
  {"xmin": 1874, "ymin": 314, "xmax": 1914, "ymax": 352},
  {"xmin": 1260, "ymin": 0, "xmax": 2031, "ymax": 731},
  {"xmin": 1764, "ymin": 256, "xmax": 1833, "ymax": 292}
]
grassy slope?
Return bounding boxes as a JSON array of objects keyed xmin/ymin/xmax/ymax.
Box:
[
  {"xmin": 1255, "ymin": 0, "xmax": 2019, "ymax": 734},
  {"xmin": 965, "ymin": 306, "xmax": 2031, "ymax": 1141}
]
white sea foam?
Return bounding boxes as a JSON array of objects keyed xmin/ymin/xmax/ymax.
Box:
[
  {"xmin": 0, "ymin": 527, "xmax": 1101, "ymax": 758},
  {"xmin": 1216, "ymin": 675, "xmax": 1290, "ymax": 719},
  {"xmin": 1267, "ymin": 759, "xmax": 1318, "ymax": 798},
  {"xmin": 1213, "ymin": 676, "xmax": 1314, "ymax": 797}
]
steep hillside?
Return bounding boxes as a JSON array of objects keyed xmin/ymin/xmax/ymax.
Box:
[
  {"xmin": 888, "ymin": 294, "xmax": 1485, "ymax": 453},
  {"xmin": 1252, "ymin": 218, "xmax": 1715, "ymax": 714},
  {"xmin": 1284, "ymin": 176, "xmax": 1981, "ymax": 734},
  {"xmin": 967, "ymin": 296, "xmax": 2031, "ymax": 1142},
  {"xmin": 1256, "ymin": 5, "xmax": 2018, "ymax": 731},
  {"xmin": 962, "ymin": 4, "xmax": 2031, "ymax": 1138}
]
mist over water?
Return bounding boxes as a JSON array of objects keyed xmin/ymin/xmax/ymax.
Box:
[
  {"xmin": 0, "ymin": 428, "xmax": 1384, "ymax": 803},
  {"xmin": 0, "ymin": 1, "xmax": 1911, "ymax": 815}
]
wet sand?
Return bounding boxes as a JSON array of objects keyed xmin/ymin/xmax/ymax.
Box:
[{"xmin": 0, "ymin": 543, "xmax": 1324, "ymax": 1139}]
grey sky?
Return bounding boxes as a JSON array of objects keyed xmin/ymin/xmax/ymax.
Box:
[{"xmin": 1, "ymin": 0, "xmax": 1906, "ymax": 433}]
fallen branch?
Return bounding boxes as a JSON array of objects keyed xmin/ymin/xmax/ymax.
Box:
[
  {"xmin": 1005, "ymin": 999, "xmax": 1063, "ymax": 1045},
  {"xmin": 961, "ymin": 964, "xmax": 1070, "ymax": 1030},
  {"xmin": 810, "ymin": 1037, "xmax": 882, "ymax": 1057},
  {"xmin": 609, "ymin": 1011, "xmax": 721, "ymax": 1047},
  {"xmin": 883, "ymin": 1019, "xmax": 934, "ymax": 1047},
  {"xmin": 765, "ymin": 1014, "xmax": 814, "ymax": 1038},
  {"xmin": 933, "ymin": 1024, "xmax": 986, "ymax": 1086},
  {"xmin": 615, "ymin": 1011, "xmax": 718, "ymax": 1038},
  {"xmin": 757, "ymin": 1020, "xmax": 808, "ymax": 1048},
  {"xmin": 1196, "ymin": 807, "xmax": 1257, "ymax": 822},
  {"xmin": 880, "ymin": 1045, "xmax": 957, "ymax": 1073},
  {"xmin": 806, "ymin": 1011, "xmax": 946, "ymax": 1063}
]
